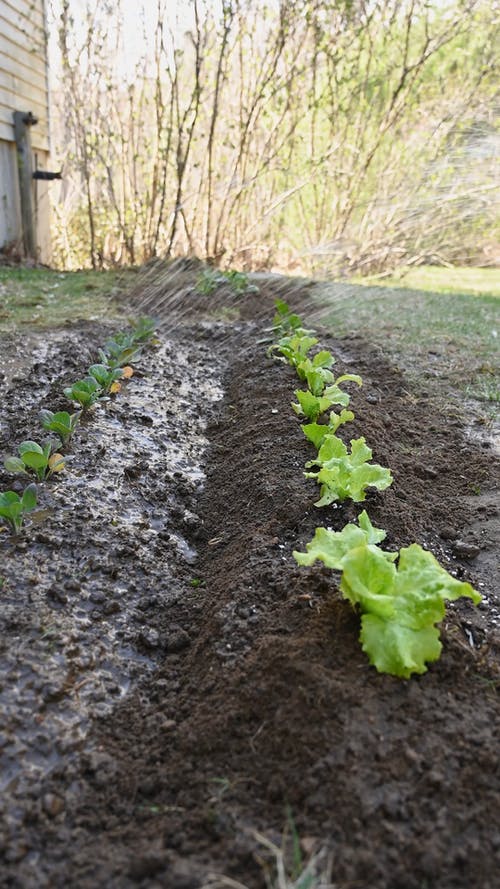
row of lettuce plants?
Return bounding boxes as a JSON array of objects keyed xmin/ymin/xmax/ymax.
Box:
[
  {"xmin": 0, "ymin": 316, "xmax": 157, "ymax": 535},
  {"xmin": 268, "ymin": 300, "xmax": 481, "ymax": 679}
]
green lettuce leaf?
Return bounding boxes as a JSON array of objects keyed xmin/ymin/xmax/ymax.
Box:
[
  {"xmin": 305, "ymin": 436, "xmax": 393, "ymax": 505},
  {"xmin": 293, "ymin": 510, "xmax": 391, "ymax": 569},
  {"xmin": 292, "ymin": 375, "xmax": 362, "ymax": 421},
  {"xmin": 339, "ymin": 542, "xmax": 481, "ymax": 677},
  {"xmin": 301, "ymin": 409, "xmax": 355, "ymax": 449},
  {"xmin": 270, "ymin": 333, "xmax": 319, "ymax": 367},
  {"xmin": 296, "ymin": 361, "xmax": 335, "ymax": 396},
  {"xmin": 293, "ymin": 385, "xmax": 350, "ymax": 421},
  {"xmin": 360, "ymin": 614, "xmax": 443, "ymax": 678}
]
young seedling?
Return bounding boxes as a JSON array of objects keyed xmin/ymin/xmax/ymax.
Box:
[
  {"xmin": 294, "ymin": 513, "xmax": 481, "ymax": 678},
  {"xmin": 296, "ymin": 351, "xmax": 337, "ymax": 396},
  {"xmin": 98, "ymin": 335, "xmax": 141, "ymax": 368},
  {"xmin": 128, "ymin": 315, "xmax": 157, "ymax": 343},
  {"xmin": 304, "ymin": 435, "xmax": 393, "ymax": 505},
  {"xmin": 222, "ymin": 269, "xmax": 259, "ymax": 295},
  {"xmin": 271, "ymin": 299, "xmax": 311, "ymax": 336},
  {"xmin": 301, "ymin": 408, "xmax": 355, "ymax": 449},
  {"xmin": 4, "ymin": 440, "xmax": 65, "ymax": 482},
  {"xmin": 64, "ymin": 377, "xmax": 103, "ymax": 409},
  {"xmin": 40, "ymin": 409, "xmax": 81, "ymax": 445},
  {"xmin": 292, "ymin": 374, "xmax": 362, "ymax": 421},
  {"xmin": 196, "ymin": 268, "xmax": 259, "ymax": 296},
  {"xmin": 268, "ymin": 332, "xmax": 319, "ymax": 367},
  {"xmin": 88, "ymin": 363, "xmax": 124, "ymax": 394},
  {"xmin": 0, "ymin": 484, "xmax": 37, "ymax": 534}
]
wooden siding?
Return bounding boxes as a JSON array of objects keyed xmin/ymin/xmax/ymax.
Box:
[
  {"xmin": 0, "ymin": 0, "xmax": 49, "ymax": 150},
  {"xmin": 0, "ymin": 138, "xmax": 22, "ymax": 246}
]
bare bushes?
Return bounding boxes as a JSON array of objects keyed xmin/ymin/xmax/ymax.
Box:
[{"xmin": 49, "ymin": 0, "xmax": 499, "ymax": 274}]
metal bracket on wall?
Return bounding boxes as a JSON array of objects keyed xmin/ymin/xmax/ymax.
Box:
[{"xmin": 33, "ymin": 170, "xmax": 63, "ymax": 181}]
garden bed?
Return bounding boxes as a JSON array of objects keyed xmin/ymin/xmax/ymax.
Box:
[{"xmin": 0, "ymin": 266, "xmax": 499, "ymax": 888}]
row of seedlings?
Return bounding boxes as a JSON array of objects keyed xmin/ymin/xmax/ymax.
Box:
[
  {"xmin": 268, "ymin": 300, "xmax": 481, "ymax": 679},
  {"xmin": 0, "ymin": 315, "xmax": 157, "ymax": 535}
]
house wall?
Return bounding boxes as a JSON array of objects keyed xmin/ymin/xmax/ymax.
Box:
[{"xmin": 0, "ymin": 0, "xmax": 51, "ymax": 261}]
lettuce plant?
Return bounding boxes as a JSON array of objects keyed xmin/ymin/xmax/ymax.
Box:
[
  {"xmin": 296, "ymin": 351, "xmax": 337, "ymax": 396},
  {"xmin": 292, "ymin": 374, "xmax": 362, "ymax": 421},
  {"xmin": 294, "ymin": 510, "xmax": 395, "ymax": 569},
  {"xmin": 40, "ymin": 409, "xmax": 81, "ymax": 445},
  {"xmin": 0, "ymin": 484, "xmax": 37, "ymax": 534},
  {"xmin": 305, "ymin": 435, "xmax": 393, "ymax": 505},
  {"xmin": 4, "ymin": 440, "xmax": 65, "ymax": 482},
  {"xmin": 294, "ymin": 515, "xmax": 481, "ymax": 677},
  {"xmin": 268, "ymin": 332, "xmax": 319, "ymax": 367},
  {"xmin": 271, "ymin": 299, "xmax": 311, "ymax": 337},
  {"xmin": 64, "ymin": 377, "xmax": 103, "ymax": 409},
  {"xmin": 301, "ymin": 409, "xmax": 355, "ymax": 449}
]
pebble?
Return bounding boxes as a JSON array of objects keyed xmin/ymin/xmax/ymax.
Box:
[
  {"xmin": 42, "ymin": 793, "xmax": 65, "ymax": 818},
  {"xmin": 165, "ymin": 629, "xmax": 190, "ymax": 653},
  {"xmin": 47, "ymin": 585, "xmax": 68, "ymax": 604},
  {"xmin": 452, "ymin": 540, "xmax": 481, "ymax": 559},
  {"xmin": 128, "ymin": 853, "xmax": 166, "ymax": 880},
  {"xmin": 439, "ymin": 526, "xmax": 458, "ymax": 541},
  {"xmin": 139, "ymin": 628, "xmax": 160, "ymax": 649}
]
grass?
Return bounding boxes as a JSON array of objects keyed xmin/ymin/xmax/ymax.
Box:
[
  {"xmin": 313, "ymin": 269, "xmax": 499, "ymax": 421},
  {"xmin": 0, "ymin": 267, "xmax": 137, "ymax": 330},
  {"xmin": 201, "ymin": 836, "xmax": 335, "ymax": 889},
  {"xmin": 354, "ymin": 265, "xmax": 500, "ymax": 297}
]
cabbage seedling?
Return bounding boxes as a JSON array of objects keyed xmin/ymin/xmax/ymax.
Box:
[
  {"xmin": 0, "ymin": 484, "xmax": 37, "ymax": 534},
  {"xmin": 88, "ymin": 363, "xmax": 124, "ymax": 394},
  {"xmin": 98, "ymin": 336, "xmax": 141, "ymax": 368},
  {"xmin": 4, "ymin": 440, "xmax": 65, "ymax": 482},
  {"xmin": 40, "ymin": 409, "xmax": 81, "ymax": 445},
  {"xmin": 64, "ymin": 377, "xmax": 103, "ymax": 409},
  {"xmin": 196, "ymin": 268, "xmax": 258, "ymax": 295},
  {"xmin": 223, "ymin": 269, "xmax": 259, "ymax": 294},
  {"xmin": 304, "ymin": 435, "xmax": 393, "ymax": 505},
  {"xmin": 128, "ymin": 315, "xmax": 157, "ymax": 343}
]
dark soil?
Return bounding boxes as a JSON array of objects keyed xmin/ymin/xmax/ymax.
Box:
[{"xmin": 1, "ymin": 266, "xmax": 499, "ymax": 889}]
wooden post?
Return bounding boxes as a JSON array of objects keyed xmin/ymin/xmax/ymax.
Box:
[{"xmin": 13, "ymin": 111, "xmax": 38, "ymax": 258}]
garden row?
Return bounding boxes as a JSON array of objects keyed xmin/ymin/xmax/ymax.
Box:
[
  {"xmin": 268, "ymin": 300, "xmax": 481, "ymax": 678},
  {"xmin": 0, "ymin": 316, "xmax": 157, "ymax": 535}
]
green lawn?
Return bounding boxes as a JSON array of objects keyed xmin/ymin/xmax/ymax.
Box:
[
  {"xmin": 353, "ymin": 265, "xmax": 500, "ymax": 298},
  {"xmin": 313, "ymin": 267, "xmax": 500, "ymax": 416},
  {"xmin": 0, "ymin": 268, "xmax": 137, "ymax": 330}
]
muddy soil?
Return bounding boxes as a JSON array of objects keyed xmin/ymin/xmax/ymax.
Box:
[{"xmin": 0, "ymin": 265, "xmax": 499, "ymax": 889}]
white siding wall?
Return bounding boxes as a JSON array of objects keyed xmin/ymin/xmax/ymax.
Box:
[
  {"xmin": 0, "ymin": 0, "xmax": 50, "ymax": 259},
  {"xmin": 0, "ymin": 0, "xmax": 49, "ymax": 149}
]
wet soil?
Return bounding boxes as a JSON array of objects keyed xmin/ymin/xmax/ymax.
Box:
[{"xmin": 0, "ymin": 266, "xmax": 499, "ymax": 889}]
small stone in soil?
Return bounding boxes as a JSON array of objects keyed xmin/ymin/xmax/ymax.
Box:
[
  {"xmin": 43, "ymin": 793, "xmax": 65, "ymax": 818},
  {"xmin": 165, "ymin": 629, "xmax": 190, "ymax": 653},
  {"xmin": 452, "ymin": 540, "xmax": 481, "ymax": 559}
]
